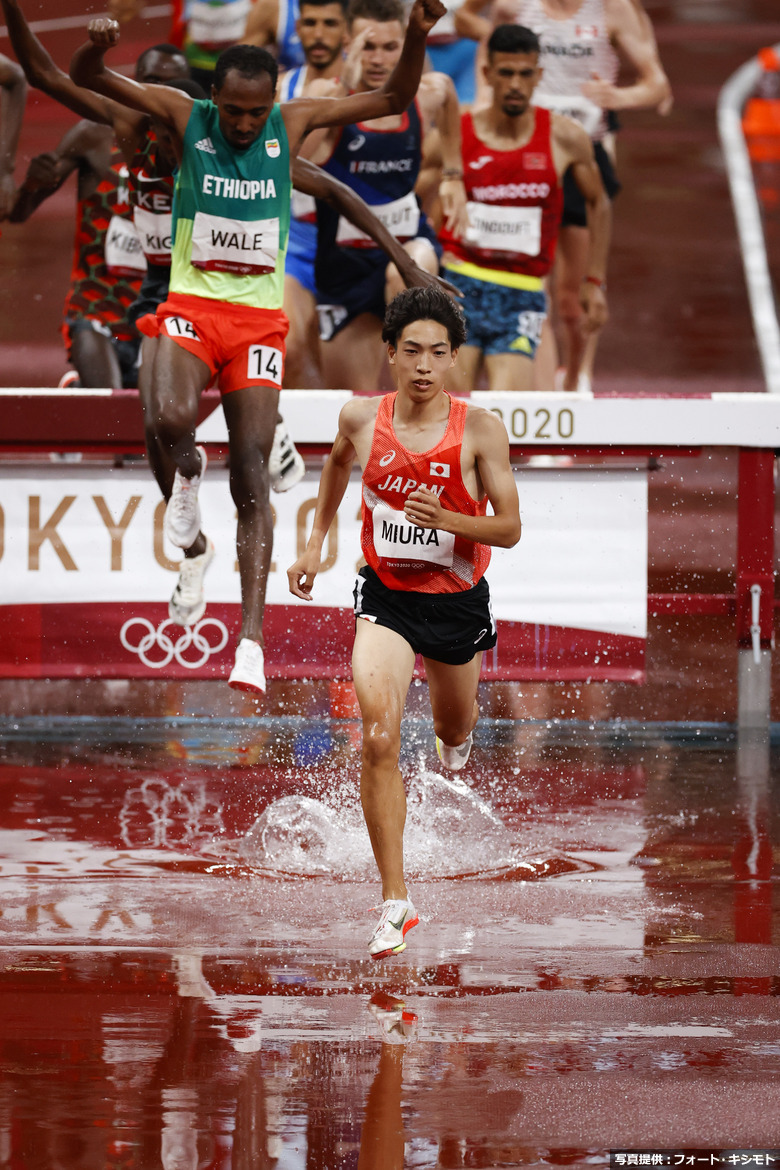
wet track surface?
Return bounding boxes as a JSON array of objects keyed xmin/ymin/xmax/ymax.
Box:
[{"xmin": 0, "ymin": 721, "xmax": 778, "ymax": 1165}]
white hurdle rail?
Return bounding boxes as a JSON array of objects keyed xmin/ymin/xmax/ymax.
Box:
[
  {"xmin": 1, "ymin": 387, "xmax": 778, "ymax": 726},
  {"xmin": 717, "ymin": 42, "xmax": 780, "ymax": 396}
]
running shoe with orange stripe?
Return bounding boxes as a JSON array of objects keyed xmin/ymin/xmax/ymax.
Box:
[{"xmin": 368, "ymin": 898, "xmax": 418, "ymax": 960}]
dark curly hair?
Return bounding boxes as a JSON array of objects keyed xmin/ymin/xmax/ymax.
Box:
[
  {"xmin": 382, "ymin": 286, "xmax": 467, "ymax": 349},
  {"xmin": 213, "ymin": 43, "xmax": 279, "ymax": 95}
]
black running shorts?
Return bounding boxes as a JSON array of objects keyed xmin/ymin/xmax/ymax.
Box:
[{"xmin": 353, "ymin": 566, "xmax": 497, "ymax": 666}]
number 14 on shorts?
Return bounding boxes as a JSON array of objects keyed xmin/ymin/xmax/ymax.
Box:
[{"xmin": 248, "ymin": 343, "xmax": 283, "ymax": 387}]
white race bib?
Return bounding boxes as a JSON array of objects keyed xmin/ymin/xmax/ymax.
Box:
[
  {"xmin": 465, "ymin": 202, "xmax": 542, "ymax": 256},
  {"xmin": 535, "ymin": 93, "xmax": 603, "ymax": 138},
  {"xmin": 187, "ymin": 0, "xmax": 251, "ymax": 46},
  {"xmin": 133, "ymin": 207, "xmax": 173, "ymax": 263},
  {"xmin": 372, "ymin": 501, "xmax": 454, "ymax": 570},
  {"xmin": 191, "ymin": 211, "xmax": 280, "ymax": 275},
  {"xmin": 104, "ymin": 215, "xmax": 147, "ymax": 276},
  {"xmin": 336, "ymin": 192, "xmax": 420, "ymax": 248}
]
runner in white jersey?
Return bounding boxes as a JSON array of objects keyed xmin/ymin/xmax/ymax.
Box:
[{"xmin": 456, "ymin": 0, "xmax": 670, "ymax": 392}]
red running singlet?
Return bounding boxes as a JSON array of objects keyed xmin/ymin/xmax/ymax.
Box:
[
  {"xmin": 361, "ymin": 393, "xmax": 491, "ymax": 594},
  {"xmin": 440, "ymin": 107, "xmax": 562, "ymax": 279}
]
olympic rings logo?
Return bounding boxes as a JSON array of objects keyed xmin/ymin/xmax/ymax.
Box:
[{"xmin": 120, "ymin": 617, "xmax": 229, "ymax": 669}]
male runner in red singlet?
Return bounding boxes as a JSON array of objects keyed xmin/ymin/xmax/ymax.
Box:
[
  {"xmin": 287, "ymin": 286, "xmax": 521, "ymax": 959},
  {"xmin": 439, "ymin": 23, "xmax": 609, "ymax": 394}
]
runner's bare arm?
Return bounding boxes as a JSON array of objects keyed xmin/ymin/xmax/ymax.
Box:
[
  {"xmin": 583, "ymin": 0, "xmax": 670, "ymax": 112},
  {"xmin": 405, "ymin": 411, "xmax": 521, "ymax": 548},
  {"xmin": 555, "ymin": 117, "xmax": 610, "ymax": 334},
  {"xmin": 281, "ymin": 0, "xmax": 446, "ymax": 148},
  {"xmin": 422, "ymin": 73, "xmax": 468, "ymax": 236},
  {"xmin": 287, "ymin": 405, "xmax": 365, "ymax": 600},
  {"xmin": 70, "ymin": 19, "xmax": 193, "ymax": 138},
  {"xmin": 0, "ymin": 51, "xmax": 26, "ymax": 217},
  {"xmin": 8, "ymin": 120, "xmax": 103, "ymax": 222},
  {"xmin": 0, "ymin": 0, "xmax": 135, "ymax": 128},
  {"xmin": 453, "ymin": 0, "xmax": 493, "ymax": 43},
  {"xmin": 292, "ymin": 157, "xmax": 462, "ymax": 299}
]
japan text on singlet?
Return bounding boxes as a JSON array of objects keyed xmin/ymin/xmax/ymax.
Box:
[
  {"xmin": 128, "ymin": 128, "xmax": 174, "ymax": 266},
  {"xmin": 171, "ymin": 100, "xmax": 291, "ymax": 308},
  {"xmin": 317, "ymin": 101, "xmax": 425, "ymax": 250},
  {"xmin": 440, "ymin": 108, "xmax": 561, "ymax": 278},
  {"xmin": 361, "ymin": 393, "xmax": 492, "ymax": 594},
  {"xmin": 64, "ymin": 146, "xmax": 145, "ymax": 340},
  {"xmin": 514, "ymin": 0, "xmax": 617, "ymax": 141}
]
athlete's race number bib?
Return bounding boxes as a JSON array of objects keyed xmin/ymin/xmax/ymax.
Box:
[
  {"xmin": 336, "ymin": 192, "xmax": 420, "ymax": 248},
  {"xmin": 247, "ymin": 344, "xmax": 283, "ymax": 387},
  {"xmin": 133, "ymin": 207, "xmax": 173, "ymax": 264},
  {"xmin": 188, "ymin": 0, "xmax": 251, "ymax": 47},
  {"xmin": 104, "ymin": 214, "xmax": 147, "ymax": 276},
  {"xmin": 191, "ymin": 211, "xmax": 280, "ymax": 276},
  {"xmin": 465, "ymin": 202, "xmax": 543, "ymax": 256},
  {"xmin": 372, "ymin": 501, "xmax": 454, "ymax": 571},
  {"xmin": 164, "ymin": 316, "xmax": 201, "ymax": 341},
  {"xmin": 536, "ymin": 93, "xmax": 603, "ymax": 139}
]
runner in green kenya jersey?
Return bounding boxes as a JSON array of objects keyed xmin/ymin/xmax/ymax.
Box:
[{"xmin": 70, "ymin": 0, "xmax": 448, "ymax": 696}]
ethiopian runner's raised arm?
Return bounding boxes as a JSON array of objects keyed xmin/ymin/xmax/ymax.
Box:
[
  {"xmin": 281, "ymin": 0, "xmax": 445, "ymax": 150},
  {"xmin": 292, "ymin": 158, "xmax": 462, "ymax": 299},
  {"xmin": 70, "ymin": 19, "xmax": 193, "ymax": 139}
]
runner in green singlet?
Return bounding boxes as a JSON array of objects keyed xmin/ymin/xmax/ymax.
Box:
[{"xmin": 70, "ymin": 0, "xmax": 448, "ymax": 696}]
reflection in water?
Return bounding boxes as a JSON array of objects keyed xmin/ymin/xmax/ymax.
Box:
[
  {"xmin": 0, "ymin": 730, "xmax": 778, "ymax": 1164},
  {"xmin": 358, "ymin": 994, "xmax": 417, "ymax": 1170}
]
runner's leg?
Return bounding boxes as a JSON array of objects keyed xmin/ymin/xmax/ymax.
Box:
[
  {"xmin": 352, "ymin": 619, "xmax": 416, "ymax": 901},
  {"xmin": 221, "ymin": 383, "xmax": 279, "ymax": 645},
  {"xmin": 424, "ymin": 652, "xmax": 482, "ymax": 748},
  {"xmin": 140, "ymin": 335, "xmax": 207, "ymax": 558},
  {"xmin": 150, "ymin": 334, "xmax": 212, "ymax": 479},
  {"xmin": 70, "ymin": 324, "xmax": 123, "ymax": 388}
]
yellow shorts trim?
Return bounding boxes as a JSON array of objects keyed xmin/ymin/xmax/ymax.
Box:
[{"xmin": 443, "ymin": 258, "xmax": 545, "ymax": 292}]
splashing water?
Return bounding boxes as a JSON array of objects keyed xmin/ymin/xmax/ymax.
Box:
[{"xmin": 239, "ymin": 769, "xmax": 523, "ymax": 879}]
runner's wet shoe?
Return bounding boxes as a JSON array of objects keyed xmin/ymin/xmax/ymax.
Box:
[
  {"xmin": 165, "ymin": 445, "xmax": 207, "ymax": 548},
  {"xmin": 436, "ymin": 732, "xmax": 473, "ymax": 771},
  {"xmin": 228, "ymin": 638, "xmax": 266, "ymax": 694},
  {"xmin": 169, "ymin": 538, "xmax": 215, "ymax": 626},
  {"xmin": 269, "ymin": 420, "xmax": 305, "ymax": 492},
  {"xmin": 368, "ymin": 991, "xmax": 418, "ymax": 1043},
  {"xmin": 368, "ymin": 897, "xmax": 418, "ymax": 960}
]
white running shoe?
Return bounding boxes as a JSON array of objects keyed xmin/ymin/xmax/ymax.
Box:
[
  {"xmin": 228, "ymin": 638, "xmax": 266, "ymax": 694},
  {"xmin": 368, "ymin": 991, "xmax": 418, "ymax": 1043},
  {"xmin": 169, "ymin": 538, "xmax": 215, "ymax": 626},
  {"xmin": 269, "ymin": 420, "xmax": 305, "ymax": 493},
  {"xmin": 436, "ymin": 732, "xmax": 473, "ymax": 772},
  {"xmin": 368, "ymin": 897, "xmax": 418, "ymax": 960},
  {"xmin": 165, "ymin": 445, "xmax": 207, "ymax": 549}
]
